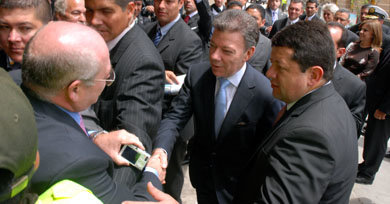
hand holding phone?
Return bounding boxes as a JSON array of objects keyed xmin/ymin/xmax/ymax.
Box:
[{"xmin": 120, "ymin": 145, "xmax": 150, "ymax": 170}]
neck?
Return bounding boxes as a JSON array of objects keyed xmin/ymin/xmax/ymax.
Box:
[{"xmin": 360, "ymin": 41, "xmax": 372, "ymax": 48}]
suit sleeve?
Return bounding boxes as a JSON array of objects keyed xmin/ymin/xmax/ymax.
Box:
[
  {"xmin": 115, "ymin": 55, "xmax": 165, "ymax": 152},
  {"xmin": 195, "ymin": 0, "xmax": 213, "ymax": 44},
  {"xmin": 256, "ymin": 128, "xmax": 335, "ymax": 203},
  {"xmin": 268, "ymin": 23, "xmax": 278, "ymax": 39},
  {"xmin": 174, "ymin": 33, "xmax": 203, "ymax": 75},
  {"xmin": 154, "ymin": 69, "xmax": 194, "ymax": 158},
  {"xmin": 349, "ymin": 82, "xmax": 366, "ymax": 133}
]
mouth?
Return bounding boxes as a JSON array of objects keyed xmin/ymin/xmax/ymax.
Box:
[{"xmin": 9, "ymin": 46, "xmax": 24, "ymax": 54}]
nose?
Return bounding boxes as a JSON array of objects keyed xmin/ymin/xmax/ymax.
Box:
[
  {"xmin": 79, "ymin": 12, "xmax": 86, "ymax": 24},
  {"xmin": 209, "ymin": 48, "xmax": 221, "ymax": 62},
  {"xmin": 266, "ymin": 65, "xmax": 276, "ymax": 79},
  {"xmin": 8, "ymin": 29, "xmax": 21, "ymax": 42},
  {"xmin": 87, "ymin": 11, "xmax": 102, "ymax": 26}
]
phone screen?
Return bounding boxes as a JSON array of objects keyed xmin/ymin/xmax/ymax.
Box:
[{"xmin": 122, "ymin": 146, "xmax": 139, "ymax": 164}]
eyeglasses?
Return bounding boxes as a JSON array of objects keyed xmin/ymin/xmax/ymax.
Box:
[{"xmin": 94, "ymin": 68, "xmax": 116, "ymax": 86}]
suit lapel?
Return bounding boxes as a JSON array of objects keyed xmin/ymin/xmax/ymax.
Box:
[
  {"xmin": 158, "ymin": 20, "xmax": 182, "ymax": 53},
  {"xmin": 110, "ymin": 26, "xmax": 137, "ymax": 67},
  {"xmin": 216, "ymin": 65, "xmax": 255, "ymax": 142}
]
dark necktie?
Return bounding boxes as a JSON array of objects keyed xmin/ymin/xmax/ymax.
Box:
[{"xmin": 153, "ymin": 28, "xmax": 162, "ymax": 46}]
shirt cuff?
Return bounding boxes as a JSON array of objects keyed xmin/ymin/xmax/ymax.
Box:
[{"xmin": 144, "ymin": 167, "xmax": 159, "ymax": 178}]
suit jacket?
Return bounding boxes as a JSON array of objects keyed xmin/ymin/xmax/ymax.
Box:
[
  {"xmin": 268, "ymin": 17, "xmax": 289, "ymax": 39},
  {"xmin": 210, "ymin": 3, "xmax": 225, "ymax": 15},
  {"xmin": 333, "ymin": 62, "xmax": 366, "ymax": 134},
  {"xmin": 265, "ymin": 8, "xmax": 287, "ymax": 27},
  {"xmin": 154, "ymin": 62, "xmax": 283, "ymax": 203},
  {"xmin": 93, "ymin": 25, "xmax": 165, "ymax": 152},
  {"xmin": 248, "ymin": 33, "xmax": 272, "ymax": 74},
  {"xmin": 25, "ymin": 87, "xmax": 162, "ymax": 204},
  {"xmin": 234, "ymin": 83, "xmax": 358, "ymax": 203},
  {"xmin": 143, "ymin": 19, "xmax": 203, "ymax": 76},
  {"xmin": 365, "ymin": 43, "xmax": 390, "ymax": 115},
  {"xmin": 299, "ymin": 13, "xmax": 322, "ymax": 21}
]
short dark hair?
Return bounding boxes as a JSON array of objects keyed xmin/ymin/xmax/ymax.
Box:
[
  {"xmin": 114, "ymin": 0, "xmax": 133, "ymax": 10},
  {"xmin": 290, "ymin": 0, "xmax": 304, "ymax": 8},
  {"xmin": 272, "ymin": 21, "xmax": 335, "ymax": 81},
  {"xmin": 246, "ymin": 4, "xmax": 265, "ymax": 20},
  {"xmin": 213, "ymin": 9, "xmax": 259, "ymax": 50},
  {"xmin": 306, "ymin": 0, "xmax": 318, "ymax": 8},
  {"xmin": 0, "ymin": 0, "xmax": 52, "ymax": 24},
  {"xmin": 227, "ymin": 1, "xmax": 242, "ymax": 9},
  {"xmin": 327, "ymin": 22, "xmax": 348, "ymax": 48}
]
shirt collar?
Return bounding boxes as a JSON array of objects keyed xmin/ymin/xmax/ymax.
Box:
[
  {"xmin": 187, "ymin": 10, "xmax": 198, "ymax": 18},
  {"xmin": 55, "ymin": 105, "xmax": 81, "ymax": 125},
  {"xmin": 307, "ymin": 14, "xmax": 316, "ymax": 20},
  {"xmin": 158, "ymin": 14, "xmax": 181, "ymax": 37},
  {"xmin": 225, "ymin": 63, "xmax": 246, "ymax": 87},
  {"xmin": 107, "ymin": 21, "xmax": 136, "ymax": 51},
  {"xmin": 288, "ymin": 17, "xmax": 300, "ymax": 25}
]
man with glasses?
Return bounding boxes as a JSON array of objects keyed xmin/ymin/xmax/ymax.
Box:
[
  {"xmin": 333, "ymin": 8, "xmax": 358, "ymax": 46},
  {"xmin": 24, "ymin": 21, "xmax": 165, "ymax": 203}
]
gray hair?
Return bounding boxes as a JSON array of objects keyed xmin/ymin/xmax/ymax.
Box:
[
  {"xmin": 213, "ymin": 9, "xmax": 259, "ymax": 50},
  {"xmin": 54, "ymin": 0, "xmax": 67, "ymax": 15},
  {"xmin": 22, "ymin": 29, "xmax": 100, "ymax": 98},
  {"xmin": 322, "ymin": 3, "xmax": 339, "ymax": 16},
  {"xmin": 337, "ymin": 8, "xmax": 351, "ymax": 18}
]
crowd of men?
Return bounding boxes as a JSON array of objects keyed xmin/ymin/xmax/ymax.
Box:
[{"xmin": 0, "ymin": 0, "xmax": 389, "ymax": 203}]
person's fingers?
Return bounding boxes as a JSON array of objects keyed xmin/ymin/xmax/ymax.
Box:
[
  {"xmin": 120, "ymin": 132, "xmax": 145, "ymax": 150},
  {"xmin": 159, "ymin": 153, "xmax": 168, "ymax": 168}
]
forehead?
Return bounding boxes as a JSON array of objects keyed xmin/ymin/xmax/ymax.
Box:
[
  {"xmin": 289, "ymin": 2, "xmax": 302, "ymax": 9},
  {"xmin": 0, "ymin": 7, "xmax": 41, "ymax": 23},
  {"xmin": 211, "ymin": 30, "xmax": 245, "ymax": 45},
  {"xmin": 271, "ymin": 46, "xmax": 294, "ymax": 61},
  {"xmin": 247, "ymin": 8, "xmax": 261, "ymax": 17},
  {"xmin": 335, "ymin": 12, "xmax": 348, "ymax": 17},
  {"xmin": 306, "ymin": 2, "xmax": 316, "ymax": 7},
  {"xmin": 67, "ymin": 0, "xmax": 85, "ymax": 7},
  {"xmin": 86, "ymin": 0, "xmax": 118, "ymax": 8}
]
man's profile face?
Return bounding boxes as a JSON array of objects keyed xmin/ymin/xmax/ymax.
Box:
[
  {"xmin": 288, "ymin": 2, "xmax": 303, "ymax": 20},
  {"xmin": 154, "ymin": 0, "xmax": 183, "ymax": 27},
  {"xmin": 134, "ymin": 0, "xmax": 143, "ymax": 17},
  {"xmin": 209, "ymin": 30, "xmax": 252, "ymax": 78},
  {"xmin": 184, "ymin": 0, "xmax": 197, "ymax": 14},
  {"xmin": 328, "ymin": 26, "xmax": 344, "ymax": 58},
  {"xmin": 360, "ymin": 7, "xmax": 369, "ymax": 22},
  {"xmin": 268, "ymin": 0, "xmax": 280, "ymax": 10},
  {"xmin": 266, "ymin": 46, "xmax": 311, "ymax": 103},
  {"xmin": 215, "ymin": 0, "xmax": 223, "ymax": 8},
  {"xmin": 0, "ymin": 8, "xmax": 43, "ymax": 63},
  {"xmin": 247, "ymin": 8, "xmax": 265, "ymax": 28},
  {"xmin": 56, "ymin": 0, "xmax": 86, "ymax": 24},
  {"xmin": 305, "ymin": 2, "xmax": 317, "ymax": 17},
  {"xmin": 334, "ymin": 12, "xmax": 350, "ymax": 26},
  {"xmin": 85, "ymin": 0, "xmax": 133, "ymax": 42}
]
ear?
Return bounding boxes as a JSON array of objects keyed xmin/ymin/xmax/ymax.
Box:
[
  {"xmin": 55, "ymin": 12, "xmax": 63, "ymax": 21},
  {"xmin": 244, "ymin": 46, "xmax": 256, "ymax": 62},
  {"xmin": 66, "ymin": 80, "xmax": 83, "ymax": 104},
  {"xmin": 260, "ymin": 19, "xmax": 266, "ymax": 27},
  {"xmin": 126, "ymin": 2, "xmax": 135, "ymax": 19},
  {"xmin": 178, "ymin": 0, "xmax": 184, "ymax": 9},
  {"xmin": 306, "ymin": 66, "xmax": 324, "ymax": 86}
]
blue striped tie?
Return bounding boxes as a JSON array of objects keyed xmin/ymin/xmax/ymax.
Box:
[
  {"xmin": 215, "ymin": 78, "xmax": 230, "ymax": 137},
  {"xmin": 153, "ymin": 28, "xmax": 162, "ymax": 46}
]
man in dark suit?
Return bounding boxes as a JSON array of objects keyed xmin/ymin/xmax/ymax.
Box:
[
  {"xmin": 85, "ymin": 0, "xmax": 165, "ymax": 153},
  {"xmin": 356, "ymin": 27, "xmax": 390, "ymax": 185},
  {"xmin": 210, "ymin": 0, "xmax": 224, "ymax": 15},
  {"xmin": 182, "ymin": 0, "xmax": 213, "ymax": 60},
  {"xmin": 268, "ymin": 0, "xmax": 303, "ymax": 39},
  {"xmin": 334, "ymin": 9, "xmax": 359, "ymax": 46},
  {"xmin": 234, "ymin": 21, "xmax": 358, "ymax": 203},
  {"xmin": 328, "ymin": 22, "xmax": 366, "ymax": 136},
  {"xmin": 0, "ymin": 0, "xmax": 51, "ymax": 84},
  {"xmin": 264, "ymin": 0, "xmax": 287, "ymax": 35},
  {"xmin": 299, "ymin": 0, "xmax": 321, "ymax": 21},
  {"xmin": 24, "ymin": 21, "xmax": 163, "ymax": 204},
  {"xmin": 153, "ymin": 10, "xmax": 282, "ymax": 204},
  {"xmin": 246, "ymin": 4, "xmax": 272, "ymax": 74},
  {"xmin": 143, "ymin": 0, "xmax": 203, "ymax": 200}
]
